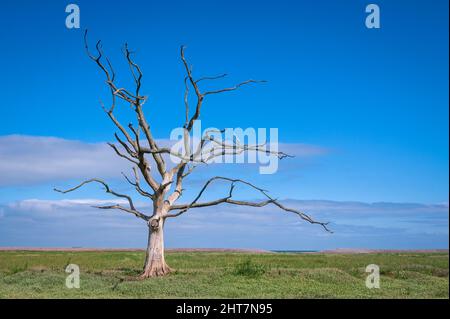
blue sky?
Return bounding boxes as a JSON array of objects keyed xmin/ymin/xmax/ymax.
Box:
[{"xmin": 0, "ymin": 0, "xmax": 448, "ymax": 250}]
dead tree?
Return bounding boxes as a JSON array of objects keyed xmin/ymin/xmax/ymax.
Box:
[{"xmin": 54, "ymin": 31, "xmax": 331, "ymax": 278}]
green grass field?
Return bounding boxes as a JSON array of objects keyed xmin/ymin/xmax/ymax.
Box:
[{"xmin": 0, "ymin": 250, "xmax": 448, "ymax": 298}]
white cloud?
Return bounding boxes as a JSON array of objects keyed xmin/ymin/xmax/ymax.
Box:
[
  {"xmin": 6, "ymin": 198, "xmax": 130, "ymax": 216},
  {"xmin": 0, "ymin": 198, "xmax": 447, "ymax": 250},
  {"xmin": 0, "ymin": 135, "xmax": 129, "ymax": 186},
  {"xmin": 0, "ymin": 135, "xmax": 327, "ymax": 187}
]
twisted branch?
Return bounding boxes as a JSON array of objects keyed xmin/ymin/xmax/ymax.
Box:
[
  {"xmin": 54, "ymin": 179, "xmax": 149, "ymax": 220},
  {"xmin": 167, "ymin": 176, "xmax": 332, "ymax": 232}
]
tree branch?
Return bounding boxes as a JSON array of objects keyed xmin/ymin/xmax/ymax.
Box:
[
  {"xmin": 195, "ymin": 73, "xmax": 228, "ymax": 83},
  {"xmin": 122, "ymin": 167, "xmax": 154, "ymax": 200},
  {"xmin": 54, "ymin": 178, "xmax": 149, "ymax": 221},
  {"xmin": 107, "ymin": 142, "xmax": 139, "ymax": 165},
  {"xmin": 203, "ymin": 79, "xmax": 267, "ymax": 96},
  {"xmin": 93, "ymin": 204, "xmax": 149, "ymax": 220},
  {"xmin": 166, "ymin": 176, "xmax": 331, "ymax": 232},
  {"xmin": 85, "ymin": 30, "xmax": 167, "ymax": 188}
]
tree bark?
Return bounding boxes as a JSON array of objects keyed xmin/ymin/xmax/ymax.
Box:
[{"xmin": 140, "ymin": 217, "xmax": 172, "ymax": 278}]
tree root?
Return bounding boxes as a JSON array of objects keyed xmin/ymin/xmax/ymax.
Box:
[{"xmin": 140, "ymin": 262, "xmax": 173, "ymax": 278}]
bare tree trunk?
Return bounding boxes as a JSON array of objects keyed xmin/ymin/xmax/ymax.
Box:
[{"xmin": 141, "ymin": 216, "xmax": 172, "ymax": 278}]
